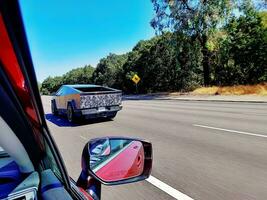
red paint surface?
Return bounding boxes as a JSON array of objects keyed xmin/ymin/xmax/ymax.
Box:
[
  {"xmin": 0, "ymin": 14, "xmax": 43, "ymax": 148},
  {"xmin": 0, "ymin": 15, "xmax": 24, "ymax": 90},
  {"xmin": 0, "ymin": 14, "xmax": 36, "ymax": 120},
  {"xmin": 96, "ymin": 141, "xmax": 144, "ymax": 182},
  {"xmin": 78, "ymin": 188, "xmax": 93, "ymax": 200}
]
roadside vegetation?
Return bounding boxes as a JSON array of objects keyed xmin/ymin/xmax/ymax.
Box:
[
  {"xmin": 40, "ymin": 1, "xmax": 267, "ymax": 95},
  {"xmin": 193, "ymin": 83, "xmax": 267, "ymax": 95}
]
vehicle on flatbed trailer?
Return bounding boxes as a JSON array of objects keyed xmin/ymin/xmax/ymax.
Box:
[{"xmin": 51, "ymin": 84, "xmax": 122, "ymax": 122}]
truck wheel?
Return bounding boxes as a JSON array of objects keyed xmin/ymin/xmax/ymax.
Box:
[
  {"xmin": 67, "ymin": 104, "xmax": 75, "ymax": 123},
  {"xmin": 51, "ymin": 101, "xmax": 58, "ymax": 116}
]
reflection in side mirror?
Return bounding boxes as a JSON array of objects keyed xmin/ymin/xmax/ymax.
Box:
[
  {"xmin": 89, "ymin": 138, "xmax": 111, "ymax": 157},
  {"xmin": 80, "ymin": 137, "xmax": 152, "ymax": 185},
  {"xmin": 90, "ymin": 139, "xmax": 144, "ymax": 182}
]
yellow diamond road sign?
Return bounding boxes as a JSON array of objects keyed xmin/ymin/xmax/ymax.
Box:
[{"xmin": 132, "ymin": 74, "xmax": 140, "ymax": 84}]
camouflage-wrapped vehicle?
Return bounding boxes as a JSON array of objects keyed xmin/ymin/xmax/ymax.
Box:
[{"xmin": 51, "ymin": 84, "xmax": 122, "ymax": 122}]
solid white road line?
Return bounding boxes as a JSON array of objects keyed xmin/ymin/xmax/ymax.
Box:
[
  {"xmin": 193, "ymin": 124, "xmax": 267, "ymax": 138},
  {"xmin": 146, "ymin": 176, "xmax": 194, "ymax": 200}
]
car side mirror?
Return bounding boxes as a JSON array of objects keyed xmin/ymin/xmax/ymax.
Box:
[{"xmin": 81, "ymin": 137, "xmax": 152, "ymax": 185}]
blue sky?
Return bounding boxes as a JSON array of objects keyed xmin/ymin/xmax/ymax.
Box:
[{"xmin": 20, "ymin": 0, "xmax": 155, "ymax": 82}]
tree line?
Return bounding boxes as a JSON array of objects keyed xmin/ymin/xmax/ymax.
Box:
[{"xmin": 40, "ymin": 0, "xmax": 266, "ymax": 95}]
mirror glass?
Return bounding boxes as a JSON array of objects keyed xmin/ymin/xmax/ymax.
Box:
[{"xmin": 89, "ymin": 139, "xmax": 144, "ymax": 182}]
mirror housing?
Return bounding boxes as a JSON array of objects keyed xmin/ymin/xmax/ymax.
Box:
[{"xmin": 81, "ymin": 137, "xmax": 152, "ymax": 186}]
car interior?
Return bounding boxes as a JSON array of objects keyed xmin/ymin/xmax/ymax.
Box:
[
  {"xmin": 0, "ymin": 1, "xmax": 81, "ymax": 199},
  {"xmin": 0, "ymin": 1, "xmax": 152, "ymax": 200},
  {"xmin": 0, "ymin": 85, "xmax": 73, "ymax": 200}
]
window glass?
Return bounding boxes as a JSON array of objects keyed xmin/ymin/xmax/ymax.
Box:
[
  {"xmin": 56, "ymin": 87, "xmax": 63, "ymax": 96},
  {"xmin": 43, "ymin": 140, "xmax": 63, "ymax": 181},
  {"xmin": 61, "ymin": 86, "xmax": 67, "ymax": 96},
  {"xmin": 0, "ymin": 146, "xmax": 6, "ymax": 156},
  {"xmin": 74, "ymin": 86, "xmax": 112, "ymax": 93}
]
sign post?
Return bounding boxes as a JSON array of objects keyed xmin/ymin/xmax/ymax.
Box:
[{"xmin": 131, "ymin": 74, "xmax": 141, "ymax": 94}]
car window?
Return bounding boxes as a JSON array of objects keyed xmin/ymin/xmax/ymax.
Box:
[
  {"xmin": 42, "ymin": 139, "xmax": 63, "ymax": 182},
  {"xmin": 74, "ymin": 86, "xmax": 112, "ymax": 93},
  {"xmin": 0, "ymin": 146, "xmax": 6, "ymax": 156},
  {"xmin": 56, "ymin": 87, "xmax": 63, "ymax": 96},
  {"xmin": 20, "ymin": 1, "xmax": 267, "ymax": 200},
  {"xmin": 110, "ymin": 140, "xmax": 131, "ymax": 153},
  {"xmin": 61, "ymin": 86, "xmax": 68, "ymax": 96},
  {"xmin": 90, "ymin": 139, "xmax": 132, "ymax": 170}
]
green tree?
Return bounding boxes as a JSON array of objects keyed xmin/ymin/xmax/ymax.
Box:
[
  {"xmin": 40, "ymin": 3, "xmax": 267, "ymax": 95},
  {"xmin": 91, "ymin": 53, "xmax": 128, "ymax": 88},
  {"xmin": 121, "ymin": 32, "xmax": 202, "ymax": 93},
  {"xmin": 121, "ymin": 37, "xmax": 159, "ymax": 93},
  {"xmin": 259, "ymin": 11, "xmax": 267, "ymax": 29},
  {"xmin": 150, "ymin": 0, "xmax": 235, "ymax": 86},
  {"xmin": 40, "ymin": 65, "xmax": 95, "ymax": 94},
  {"xmin": 40, "ymin": 76, "xmax": 62, "ymax": 95},
  {"xmin": 217, "ymin": 6, "xmax": 267, "ymax": 85},
  {"xmin": 62, "ymin": 65, "xmax": 94, "ymax": 85}
]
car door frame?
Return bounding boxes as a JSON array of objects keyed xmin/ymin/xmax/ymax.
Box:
[{"xmin": 0, "ymin": 0, "xmax": 85, "ymax": 199}]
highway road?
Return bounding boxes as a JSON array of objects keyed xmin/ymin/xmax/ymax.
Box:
[{"xmin": 42, "ymin": 96, "xmax": 267, "ymax": 200}]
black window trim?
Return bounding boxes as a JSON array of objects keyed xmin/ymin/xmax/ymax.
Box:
[{"xmin": 0, "ymin": 0, "xmax": 74, "ymax": 193}]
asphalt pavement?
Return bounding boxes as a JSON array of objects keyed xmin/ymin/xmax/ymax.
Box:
[{"xmin": 42, "ymin": 96, "xmax": 267, "ymax": 200}]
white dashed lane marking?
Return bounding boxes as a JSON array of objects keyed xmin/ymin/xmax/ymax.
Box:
[
  {"xmin": 146, "ymin": 176, "xmax": 194, "ymax": 200},
  {"xmin": 193, "ymin": 124, "xmax": 267, "ymax": 138}
]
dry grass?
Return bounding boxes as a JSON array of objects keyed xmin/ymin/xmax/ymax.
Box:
[
  {"xmin": 192, "ymin": 86, "xmax": 219, "ymax": 95},
  {"xmin": 192, "ymin": 83, "xmax": 267, "ymax": 96}
]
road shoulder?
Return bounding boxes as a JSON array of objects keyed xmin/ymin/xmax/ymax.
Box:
[{"xmin": 123, "ymin": 94, "xmax": 267, "ymax": 103}]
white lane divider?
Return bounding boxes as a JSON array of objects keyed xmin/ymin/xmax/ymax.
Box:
[
  {"xmin": 146, "ymin": 176, "xmax": 194, "ymax": 200},
  {"xmin": 193, "ymin": 124, "xmax": 267, "ymax": 138}
]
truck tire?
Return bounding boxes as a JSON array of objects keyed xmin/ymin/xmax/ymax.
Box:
[
  {"xmin": 51, "ymin": 100, "xmax": 58, "ymax": 116},
  {"xmin": 67, "ymin": 104, "xmax": 75, "ymax": 123}
]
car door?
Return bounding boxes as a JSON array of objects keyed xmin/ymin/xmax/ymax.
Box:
[{"xmin": 0, "ymin": 1, "xmax": 88, "ymax": 199}]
